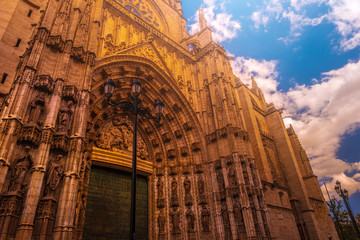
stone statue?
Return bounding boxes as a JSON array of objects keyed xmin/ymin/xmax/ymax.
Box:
[
  {"xmin": 158, "ymin": 212, "xmax": 166, "ymax": 234},
  {"xmin": 201, "ymin": 205, "xmax": 210, "ymax": 232},
  {"xmin": 57, "ymin": 100, "xmax": 73, "ymax": 133},
  {"xmin": 8, "ymin": 146, "xmax": 33, "ymax": 193},
  {"xmin": 171, "ymin": 178, "xmax": 178, "ymax": 200},
  {"xmin": 184, "ymin": 177, "xmax": 191, "ymax": 196},
  {"xmin": 186, "ymin": 208, "xmax": 195, "ymax": 232},
  {"xmin": 170, "ymin": 207, "xmax": 181, "ymax": 234},
  {"xmin": 28, "ymin": 94, "xmax": 45, "ymax": 126},
  {"xmin": 228, "ymin": 165, "xmax": 238, "ymax": 188},
  {"xmin": 198, "ymin": 175, "xmax": 205, "ymax": 195},
  {"xmin": 44, "ymin": 155, "xmax": 64, "ymax": 197},
  {"xmin": 221, "ymin": 201, "xmax": 230, "ymax": 227},
  {"xmin": 157, "ymin": 177, "xmax": 164, "ymax": 198},
  {"xmin": 233, "ymin": 199, "xmax": 243, "ymax": 224},
  {"xmin": 216, "ymin": 172, "xmax": 225, "ymax": 191}
]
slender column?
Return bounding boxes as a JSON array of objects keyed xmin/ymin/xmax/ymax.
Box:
[{"xmin": 130, "ymin": 95, "xmax": 138, "ymax": 240}]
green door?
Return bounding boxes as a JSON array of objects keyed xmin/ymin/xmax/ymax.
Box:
[{"xmin": 83, "ymin": 165, "xmax": 148, "ymax": 240}]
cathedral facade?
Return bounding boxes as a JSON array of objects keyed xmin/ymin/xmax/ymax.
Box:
[{"xmin": 0, "ymin": 0, "xmax": 338, "ymax": 239}]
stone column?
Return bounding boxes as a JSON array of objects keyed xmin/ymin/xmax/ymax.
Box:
[
  {"xmin": 53, "ymin": 90, "xmax": 89, "ymax": 240},
  {"xmin": 15, "ymin": 80, "xmax": 64, "ymax": 240}
]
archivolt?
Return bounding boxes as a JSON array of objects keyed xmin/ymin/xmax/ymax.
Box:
[{"xmin": 87, "ymin": 55, "xmax": 207, "ymax": 169}]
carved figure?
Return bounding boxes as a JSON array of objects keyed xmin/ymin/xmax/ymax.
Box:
[
  {"xmin": 186, "ymin": 208, "xmax": 195, "ymax": 232},
  {"xmin": 171, "ymin": 178, "xmax": 178, "ymax": 200},
  {"xmin": 158, "ymin": 212, "xmax": 166, "ymax": 234},
  {"xmin": 201, "ymin": 205, "xmax": 210, "ymax": 231},
  {"xmin": 44, "ymin": 155, "xmax": 64, "ymax": 197},
  {"xmin": 8, "ymin": 146, "xmax": 33, "ymax": 192},
  {"xmin": 198, "ymin": 175, "xmax": 205, "ymax": 195},
  {"xmin": 157, "ymin": 177, "xmax": 164, "ymax": 198},
  {"xmin": 58, "ymin": 101, "xmax": 73, "ymax": 133},
  {"xmin": 221, "ymin": 201, "xmax": 230, "ymax": 227},
  {"xmin": 28, "ymin": 94, "xmax": 46, "ymax": 126},
  {"xmin": 170, "ymin": 207, "xmax": 181, "ymax": 234},
  {"xmin": 216, "ymin": 171, "xmax": 225, "ymax": 191},
  {"xmin": 233, "ymin": 199, "xmax": 244, "ymax": 224},
  {"xmin": 184, "ymin": 177, "xmax": 191, "ymax": 196},
  {"xmin": 228, "ymin": 165, "xmax": 238, "ymax": 188}
]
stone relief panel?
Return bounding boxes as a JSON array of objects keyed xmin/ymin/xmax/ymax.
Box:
[{"xmin": 95, "ymin": 115, "xmax": 148, "ymax": 160}]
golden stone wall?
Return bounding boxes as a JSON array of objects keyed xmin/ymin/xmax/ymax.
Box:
[{"xmin": 0, "ymin": 0, "xmax": 338, "ymax": 239}]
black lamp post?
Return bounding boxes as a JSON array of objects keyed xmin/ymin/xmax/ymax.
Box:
[
  {"xmin": 334, "ymin": 180, "xmax": 360, "ymax": 238},
  {"xmin": 104, "ymin": 78, "xmax": 164, "ymax": 240}
]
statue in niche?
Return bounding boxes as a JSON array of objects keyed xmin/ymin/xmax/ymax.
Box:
[
  {"xmin": 221, "ymin": 201, "xmax": 230, "ymax": 227},
  {"xmin": 8, "ymin": 146, "xmax": 33, "ymax": 193},
  {"xmin": 158, "ymin": 211, "xmax": 166, "ymax": 234},
  {"xmin": 201, "ymin": 205, "xmax": 210, "ymax": 232},
  {"xmin": 228, "ymin": 165, "xmax": 238, "ymax": 188},
  {"xmin": 28, "ymin": 93, "xmax": 46, "ymax": 126},
  {"xmin": 184, "ymin": 177, "xmax": 191, "ymax": 197},
  {"xmin": 216, "ymin": 171, "xmax": 225, "ymax": 192},
  {"xmin": 137, "ymin": 138, "xmax": 148, "ymax": 160},
  {"xmin": 57, "ymin": 100, "xmax": 73, "ymax": 133},
  {"xmin": 170, "ymin": 207, "xmax": 181, "ymax": 234},
  {"xmin": 198, "ymin": 175, "xmax": 205, "ymax": 195},
  {"xmin": 171, "ymin": 178, "xmax": 178, "ymax": 200},
  {"xmin": 186, "ymin": 208, "xmax": 195, "ymax": 232},
  {"xmin": 44, "ymin": 155, "xmax": 64, "ymax": 197},
  {"xmin": 157, "ymin": 177, "xmax": 164, "ymax": 198},
  {"xmin": 233, "ymin": 198, "xmax": 243, "ymax": 224}
]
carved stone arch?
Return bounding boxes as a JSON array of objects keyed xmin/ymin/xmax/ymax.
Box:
[{"xmin": 92, "ymin": 55, "xmax": 208, "ymax": 164}]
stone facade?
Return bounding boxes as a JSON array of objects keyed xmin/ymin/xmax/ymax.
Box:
[{"xmin": 0, "ymin": 0, "xmax": 338, "ymax": 239}]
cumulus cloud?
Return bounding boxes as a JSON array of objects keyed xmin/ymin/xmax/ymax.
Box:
[
  {"xmin": 231, "ymin": 56, "xmax": 360, "ymax": 197},
  {"xmin": 251, "ymin": 0, "xmax": 360, "ymax": 50},
  {"xmin": 188, "ymin": 0, "xmax": 241, "ymax": 42}
]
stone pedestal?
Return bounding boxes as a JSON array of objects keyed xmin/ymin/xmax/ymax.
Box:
[
  {"xmin": 32, "ymin": 196, "xmax": 57, "ymax": 240},
  {"xmin": 0, "ymin": 192, "xmax": 23, "ymax": 239}
]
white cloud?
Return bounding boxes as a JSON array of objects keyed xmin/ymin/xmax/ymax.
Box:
[
  {"xmin": 250, "ymin": 0, "xmax": 360, "ymax": 50},
  {"xmin": 231, "ymin": 56, "xmax": 360, "ymax": 197},
  {"xmin": 189, "ymin": 0, "xmax": 241, "ymax": 42}
]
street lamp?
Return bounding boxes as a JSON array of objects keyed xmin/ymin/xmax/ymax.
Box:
[
  {"xmin": 104, "ymin": 78, "xmax": 164, "ymax": 240},
  {"xmin": 334, "ymin": 180, "xmax": 360, "ymax": 238}
]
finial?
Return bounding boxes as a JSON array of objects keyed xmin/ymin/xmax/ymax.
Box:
[{"xmin": 199, "ymin": 6, "xmax": 207, "ymax": 30}]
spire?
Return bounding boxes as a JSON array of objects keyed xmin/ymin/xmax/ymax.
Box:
[
  {"xmin": 199, "ymin": 6, "xmax": 207, "ymax": 30},
  {"xmin": 251, "ymin": 75, "xmax": 258, "ymax": 90}
]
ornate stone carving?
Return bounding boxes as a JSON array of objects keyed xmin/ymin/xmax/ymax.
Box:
[
  {"xmin": 71, "ymin": 46, "xmax": 86, "ymax": 62},
  {"xmin": 34, "ymin": 75, "xmax": 54, "ymax": 93},
  {"xmin": 28, "ymin": 93, "xmax": 46, "ymax": 126},
  {"xmin": 233, "ymin": 198, "xmax": 244, "ymax": 225},
  {"xmin": 7, "ymin": 146, "xmax": 33, "ymax": 193},
  {"xmin": 47, "ymin": 35, "xmax": 65, "ymax": 52},
  {"xmin": 62, "ymin": 85, "xmax": 78, "ymax": 102},
  {"xmin": 57, "ymin": 100, "xmax": 73, "ymax": 134},
  {"xmin": 191, "ymin": 142, "xmax": 200, "ymax": 152},
  {"xmin": 180, "ymin": 147, "xmax": 188, "ymax": 157},
  {"xmin": 51, "ymin": 134, "xmax": 70, "ymax": 153},
  {"xmin": 201, "ymin": 205, "xmax": 210, "ymax": 232},
  {"xmin": 167, "ymin": 149, "xmax": 176, "ymax": 159},
  {"xmin": 174, "ymin": 129, "xmax": 182, "ymax": 138},
  {"xmin": 95, "ymin": 116, "xmax": 148, "ymax": 159},
  {"xmin": 161, "ymin": 133, "xmax": 171, "ymax": 143},
  {"xmin": 221, "ymin": 201, "xmax": 230, "ymax": 228},
  {"xmin": 44, "ymin": 155, "xmax": 64, "ymax": 198},
  {"xmin": 155, "ymin": 152, "xmax": 163, "ymax": 162},
  {"xmin": 186, "ymin": 208, "xmax": 195, "ymax": 233},
  {"xmin": 18, "ymin": 126, "xmax": 41, "ymax": 146}
]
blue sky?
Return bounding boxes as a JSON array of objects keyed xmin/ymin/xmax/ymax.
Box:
[{"xmin": 181, "ymin": 0, "xmax": 360, "ymax": 214}]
